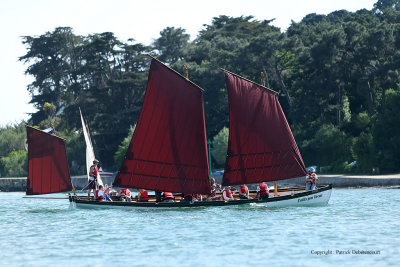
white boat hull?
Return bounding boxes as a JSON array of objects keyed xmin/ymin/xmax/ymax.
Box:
[{"xmin": 261, "ymin": 188, "xmax": 332, "ymax": 207}]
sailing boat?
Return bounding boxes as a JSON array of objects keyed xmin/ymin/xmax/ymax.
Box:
[
  {"xmin": 220, "ymin": 69, "xmax": 332, "ymax": 207},
  {"xmin": 71, "ymin": 56, "xmax": 331, "ymax": 208},
  {"xmin": 26, "ymin": 125, "xmax": 74, "ymax": 196},
  {"xmin": 80, "ymin": 108, "xmax": 103, "ymax": 187}
]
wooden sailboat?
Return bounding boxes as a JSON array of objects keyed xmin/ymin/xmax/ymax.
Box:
[
  {"xmin": 71, "ymin": 57, "xmax": 331, "ymax": 208},
  {"xmin": 220, "ymin": 69, "xmax": 332, "ymax": 207},
  {"xmin": 25, "ymin": 125, "xmax": 74, "ymax": 196}
]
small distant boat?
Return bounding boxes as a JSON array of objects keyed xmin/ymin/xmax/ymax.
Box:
[{"xmin": 71, "ymin": 56, "xmax": 332, "ymax": 208}]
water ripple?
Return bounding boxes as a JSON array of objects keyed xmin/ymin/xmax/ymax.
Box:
[{"xmin": 0, "ymin": 189, "xmax": 399, "ymax": 266}]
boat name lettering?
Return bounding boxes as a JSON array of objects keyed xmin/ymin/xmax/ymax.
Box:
[{"xmin": 298, "ymin": 194, "xmax": 322, "ymax": 202}]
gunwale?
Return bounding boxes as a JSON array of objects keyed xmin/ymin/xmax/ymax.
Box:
[{"xmin": 70, "ymin": 184, "xmax": 332, "ymax": 208}]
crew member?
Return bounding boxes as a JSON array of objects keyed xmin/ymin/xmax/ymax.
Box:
[
  {"xmin": 88, "ymin": 159, "xmax": 99, "ymax": 198},
  {"xmin": 137, "ymin": 189, "xmax": 149, "ymax": 202},
  {"xmin": 222, "ymin": 186, "xmax": 234, "ymax": 201},
  {"xmin": 306, "ymin": 167, "xmax": 319, "ymax": 191},
  {"xmin": 256, "ymin": 182, "xmax": 269, "ymax": 200},
  {"xmin": 96, "ymin": 185, "xmax": 105, "ymax": 201},
  {"xmin": 239, "ymin": 184, "xmax": 249, "ymax": 199},
  {"xmin": 117, "ymin": 188, "xmax": 132, "ymax": 201},
  {"xmin": 162, "ymin": 192, "xmax": 174, "ymax": 202}
]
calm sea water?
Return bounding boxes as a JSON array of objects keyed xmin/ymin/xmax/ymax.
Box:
[{"xmin": 0, "ymin": 189, "xmax": 399, "ymax": 266}]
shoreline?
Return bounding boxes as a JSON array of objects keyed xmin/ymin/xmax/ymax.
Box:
[{"xmin": 1, "ymin": 174, "xmax": 400, "ymax": 192}]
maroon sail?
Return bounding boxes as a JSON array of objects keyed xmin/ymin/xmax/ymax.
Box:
[
  {"xmin": 26, "ymin": 126, "xmax": 73, "ymax": 195},
  {"xmin": 113, "ymin": 58, "xmax": 211, "ymax": 194},
  {"xmin": 222, "ymin": 71, "xmax": 306, "ymax": 186}
]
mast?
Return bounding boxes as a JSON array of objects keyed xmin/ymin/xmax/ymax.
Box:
[{"xmin": 261, "ymin": 72, "xmax": 278, "ymax": 197}]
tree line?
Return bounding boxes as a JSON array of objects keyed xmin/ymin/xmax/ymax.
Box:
[{"xmin": 1, "ymin": 0, "xmax": 400, "ymax": 177}]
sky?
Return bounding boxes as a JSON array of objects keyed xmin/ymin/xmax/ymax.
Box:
[{"xmin": 0, "ymin": 0, "xmax": 377, "ymax": 127}]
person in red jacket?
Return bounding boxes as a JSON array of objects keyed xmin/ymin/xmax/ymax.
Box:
[
  {"xmin": 306, "ymin": 167, "xmax": 319, "ymax": 191},
  {"xmin": 256, "ymin": 182, "xmax": 269, "ymax": 200},
  {"xmin": 206, "ymin": 178, "xmax": 221, "ymax": 201},
  {"xmin": 117, "ymin": 188, "xmax": 131, "ymax": 201},
  {"xmin": 137, "ymin": 189, "xmax": 149, "ymax": 202},
  {"xmin": 222, "ymin": 186, "xmax": 234, "ymax": 201},
  {"xmin": 88, "ymin": 159, "xmax": 99, "ymax": 197},
  {"xmin": 162, "ymin": 192, "xmax": 174, "ymax": 202},
  {"xmin": 95, "ymin": 185, "xmax": 105, "ymax": 201},
  {"xmin": 239, "ymin": 184, "xmax": 249, "ymax": 199}
]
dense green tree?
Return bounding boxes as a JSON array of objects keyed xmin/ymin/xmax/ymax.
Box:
[
  {"xmin": 302, "ymin": 124, "xmax": 352, "ymax": 172},
  {"xmin": 113, "ymin": 124, "xmax": 136, "ymax": 169},
  {"xmin": 153, "ymin": 27, "xmax": 190, "ymax": 64},
  {"xmin": 0, "ymin": 150, "xmax": 27, "ymax": 177},
  {"xmin": 0, "ymin": 122, "xmax": 27, "ymax": 177},
  {"xmin": 20, "ymin": 27, "xmax": 83, "ymax": 124},
  {"xmin": 15, "ymin": 1, "xmax": 400, "ymax": 174},
  {"xmin": 352, "ymin": 132, "xmax": 375, "ymax": 172},
  {"xmin": 372, "ymin": 88, "xmax": 400, "ymax": 172},
  {"xmin": 211, "ymin": 127, "xmax": 229, "ymax": 167}
]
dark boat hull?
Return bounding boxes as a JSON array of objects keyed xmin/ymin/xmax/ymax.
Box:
[{"xmin": 70, "ymin": 184, "xmax": 332, "ymax": 208}]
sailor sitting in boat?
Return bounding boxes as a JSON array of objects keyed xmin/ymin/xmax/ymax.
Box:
[
  {"xmin": 207, "ymin": 187, "xmax": 220, "ymax": 201},
  {"xmin": 222, "ymin": 186, "xmax": 234, "ymax": 201},
  {"xmin": 206, "ymin": 178, "xmax": 221, "ymax": 201},
  {"xmin": 103, "ymin": 184, "xmax": 112, "ymax": 201},
  {"xmin": 162, "ymin": 192, "xmax": 175, "ymax": 202},
  {"xmin": 95, "ymin": 185, "xmax": 105, "ymax": 201},
  {"xmin": 88, "ymin": 159, "xmax": 99, "ymax": 197},
  {"xmin": 117, "ymin": 188, "xmax": 132, "ymax": 201},
  {"xmin": 306, "ymin": 168, "xmax": 319, "ymax": 191},
  {"xmin": 239, "ymin": 184, "xmax": 250, "ymax": 199},
  {"xmin": 137, "ymin": 189, "xmax": 149, "ymax": 202},
  {"xmin": 256, "ymin": 182, "xmax": 269, "ymax": 200}
]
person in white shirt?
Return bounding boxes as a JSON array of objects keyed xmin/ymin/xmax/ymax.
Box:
[
  {"xmin": 222, "ymin": 186, "xmax": 234, "ymax": 201},
  {"xmin": 306, "ymin": 167, "xmax": 319, "ymax": 190}
]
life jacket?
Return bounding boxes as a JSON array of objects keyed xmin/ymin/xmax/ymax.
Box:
[
  {"xmin": 89, "ymin": 165, "xmax": 98, "ymax": 179},
  {"xmin": 306, "ymin": 173, "xmax": 318, "ymax": 184},
  {"xmin": 162, "ymin": 192, "xmax": 174, "ymax": 200},
  {"xmin": 239, "ymin": 185, "xmax": 248, "ymax": 194},
  {"xmin": 223, "ymin": 188, "xmax": 232, "ymax": 199},
  {"xmin": 95, "ymin": 189, "xmax": 104, "ymax": 201},
  {"xmin": 139, "ymin": 190, "xmax": 149, "ymax": 201},
  {"xmin": 121, "ymin": 188, "xmax": 131, "ymax": 196},
  {"xmin": 311, "ymin": 173, "xmax": 318, "ymax": 184},
  {"xmin": 259, "ymin": 184, "xmax": 269, "ymax": 195}
]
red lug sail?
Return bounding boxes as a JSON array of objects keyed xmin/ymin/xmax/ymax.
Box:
[
  {"xmin": 222, "ymin": 71, "xmax": 306, "ymax": 186},
  {"xmin": 113, "ymin": 58, "xmax": 211, "ymax": 194},
  {"xmin": 26, "ymin": 126, "xmax": 72, "ymax": 195}
]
